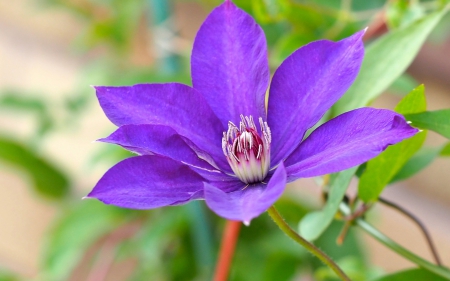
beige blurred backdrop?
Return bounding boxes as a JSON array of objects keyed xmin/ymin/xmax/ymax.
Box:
[{"xmin": 1, "ymin": 0, "xmax": 450, "ymax": 279}]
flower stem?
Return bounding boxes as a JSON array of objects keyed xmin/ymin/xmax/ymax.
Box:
[
  {"xmin": 213, "ymin": 220, "xmax": 241, "ymax": 281},
  {"xmin": 339, "ymin": 203, "xmax": 450, "ymax": 280},
  {"xmin": 267, "ymin": 206, "xmax": 351, "ymax": 281}
]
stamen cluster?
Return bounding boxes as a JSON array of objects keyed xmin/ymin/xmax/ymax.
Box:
[{"xmin": 222, "ymin": 115, "xmax": 271, "ymax": 184}]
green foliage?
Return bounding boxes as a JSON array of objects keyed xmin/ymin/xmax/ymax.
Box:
[
  {"xmin": 0, "ymin": 270, "xmax": 20, "ymax": 281},
  {"xmin": 230, "ymin": 198, "xmax": 309, "ymax": 281},
  {"xmin": 388, "ymin": 74, "xmax": 419, "ymax": 96},
  {"xmin": 0, "ymin": 92, "xmax": 53, "ymax": 139},
  {"xmin": 386, "ymin": 0, "xmax": 425, "ymax": 29},
  {"xmin": 333, "ymin": 8, "xmax": 448, "ymax": 116},
  {"xmin": 315, "ymin": 256, "xmax": 380, "ymax": 281},
  {"xmin": 441, "ymin": 142, "xmax": 450, "ymax": 156},
  {"xmin": 41, "ymin": 200, "xmax": 130, "ymax": 281},
  {"xmin": 0, "ymin": 136, "xmax": 69, "ymax": 199},
  {"xmin": 371, "ymin": 268, "xmax": 449, "ymax": 281},
  {"xmin": 39, "ymin": 0, "xmax": 145, "ymax": 53},
  {"xmin": 310, "ymin": 219, "xmax": 371, "ymax": 280},
  {"xmin": 251, "ymin": 0, "xmax": 290, "ymax": 23},
  {"xmin": 358, "ymin": 85, "xmax": 427, "ymax": 202},
  {"xmin": 299, "ymin": 167, "xmax": 357, "ymax": 241},
  {"xmin": 391, "ymin": 144, "xmax": 450, "ymax": 182},
  {"xmin": 405, "ymin": 109, "xmax": 450, "ymax": 140}
]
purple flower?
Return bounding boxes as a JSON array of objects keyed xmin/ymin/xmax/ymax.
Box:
[{"xmin": 87, "ymin": 1, "xmax": 417, "ymax": 225}]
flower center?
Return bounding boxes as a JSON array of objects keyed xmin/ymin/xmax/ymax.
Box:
[{"xmin": 222, "ymin": 115, "xmax": 271, "ymax": 184}]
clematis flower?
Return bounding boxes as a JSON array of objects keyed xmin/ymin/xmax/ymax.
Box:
[{"xmin": 87, "ymin": 0, "xmax": 418, "ymax": 225}]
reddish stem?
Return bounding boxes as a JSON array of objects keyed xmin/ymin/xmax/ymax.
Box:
[{"xmin": 213, "ymin": 220, "xmax": 241, "ymax": 281}]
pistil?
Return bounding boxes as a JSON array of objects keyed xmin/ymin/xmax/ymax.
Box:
[{"xmin": 222, "ymin": 115, "xmax": 271, "ymax": 184}]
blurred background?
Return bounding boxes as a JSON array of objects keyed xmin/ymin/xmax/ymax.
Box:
[{"xmin": 1, "ymin": 0, "xmax": 450, "ymax": 280}]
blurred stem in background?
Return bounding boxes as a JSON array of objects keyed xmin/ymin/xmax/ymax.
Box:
[
  {"xmin": 147, "ymin": 0, "xmax": 179, "ymax": 74},
  {"xmin": 339, "ymin": 203, "xmax": 450, "ymax": 280}
]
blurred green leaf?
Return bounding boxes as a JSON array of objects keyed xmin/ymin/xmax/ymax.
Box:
[
  {"xmin": 441, "ymin": 142, "xmax": 450, "ymax": 156},
  {"xmin": 123, "ymin": 205, "xmax": 214, "ymax": 281},
  {"xmin": 358, "ymin": 86, "xmax": 427, "ymax": 202},
  {"xmin": 0, "ymin": 270, "xmax": 20, "ymax": 281},
  {"xmin": 405, "ymin": 109, "xmax": 450, "ymax": 140},
  {"xmin": 313, "ymin": 220, "xmax": 366, "ymax": 269},
  {"xmin": 284, "ymin": 3, "xmax": 340, "ymax": 41},
  {"xmin": 351, "ymin": 0, "xmax": 386, "ymax": 11},
  {"xmin": 333, "ymin": 8, "xmax": 448, "ymax": 116},
  {"xmin": 0, "ymin": 92, "xmax": 53, "ymax": 137},
  {"xmin": 391, "ymin": 146, "xmax": 443, "ymax": 182},
  {"xmin": 0, "ymin": 137, "xmax": 69, "ymax": 199},
  {"xmin": 370, "ymin": 268, "xmax": 448, "ymax": 281},
  {"xmin": 388, "ymin": 74, "xmax": 418, "ymax": 96},
  {"xmin": 42, "ymin": 200, "xmax": 128, "ymax": 281},
  {"xmin": 386, "ymin": 0, "xmax": 425, "ymax": 29},
  {"xmin": 315, "ymin": 256, "xmax": 380, "ymax": 281},
  {"xmin": 299, "ymin": 167, "xmax": 357, "ymax": 241},
  {"xmin": 252, "ymin": 0, "xmax": 289, "ymax": 23}
]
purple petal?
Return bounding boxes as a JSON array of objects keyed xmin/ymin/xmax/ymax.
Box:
[
  {"xmin": 204, "ymin": 162, "xmax": 287, "ymax": 225},
  {"xmin": 268, "ymin": 30, "xmax": 365, "ymax": 165},
  {"xmin": 86, "ymin": 155, "xmax": 205, "ymax": 209},
  {"xmin": 285, "ymin": 108, "xmax": 418, "ymax": 180},
  {"xmin": 99, "ymin": 124, "xmax": 218, "ymax": 171},
  {"xmin": 95, "ymin": 83, "xmax": 229, "ymax": 170},
  {"xmin": 191, "ymin": 1, "xmax": 269, "ymax": 126}
]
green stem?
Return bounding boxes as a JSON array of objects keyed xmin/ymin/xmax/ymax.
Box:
[
  {"xmin": 339, "ymin": 204, "xmax": 450, "ymax": 280},
  {"xmin": 267, "ymin": 206, "xmax": 351, "ymax": 281}
]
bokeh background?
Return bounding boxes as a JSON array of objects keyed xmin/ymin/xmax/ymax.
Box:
[{"xmin": 1, "ymin": 0, "xmax": 450, "ymax": 280}]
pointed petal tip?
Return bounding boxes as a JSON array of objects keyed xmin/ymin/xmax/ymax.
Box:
[
  {"xmin": 243, "ymin": 220, "xmax": 251, "ymax": 226},
  {"xmin": 352, "ymin": 28, "xmax": 367, "ymax": 41}
]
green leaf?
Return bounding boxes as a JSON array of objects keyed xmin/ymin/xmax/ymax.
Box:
[
  {"xmin": 299, "ymin": 167, "xmax": 357, "ymax": 241},
  {"xmin": 405, "ymin": 109, "xmax": 450, "ymax": 140},
  {"xmin": 0, "ymin": 137, "xmax": 69, "ymax": 199},
  {"xmin": 358, "ymin": 86, "xmax": 427, "ymax": 202},
  {"xmin": 394, "ymin": 84, "xmax": 426, "ymax": 114},
  {"xmin": 370, "ymin": 268, "xmax": 448, "ymax": 281},
  {"xmin": 391, "ymin": 146, "xmax": 443, "ymax": 182},
  {"xmin": 333, "ymin": 8, "xmax": 448, "ymax": 116},
  {"xmin": 359, "ymin": 131, "xmax": 426, "ymax": 202},
  {"xmin": 441, "ymin": 142, "xmax": 450, "ymax": 156}
]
